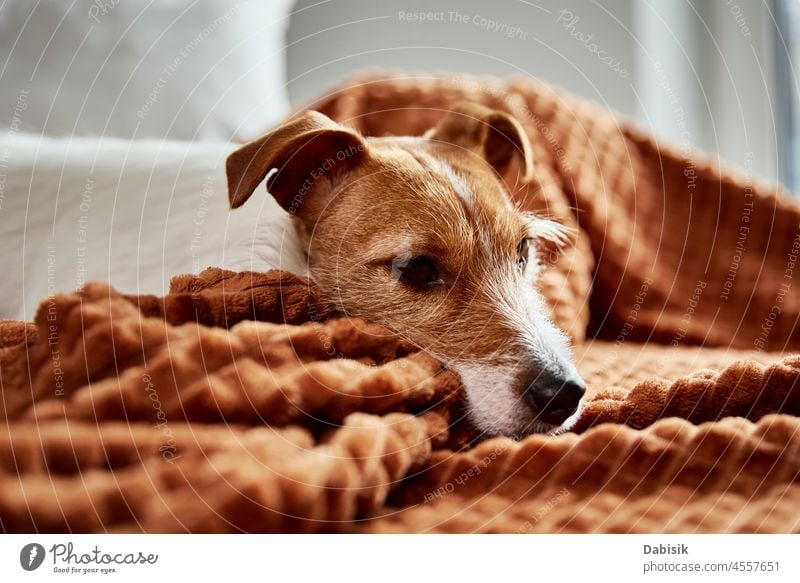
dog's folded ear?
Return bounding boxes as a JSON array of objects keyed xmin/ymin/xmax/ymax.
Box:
[
  {"xmin": 425, "ymin": 101, "xmax": 533, "ymax": 182},
  {"xmin": 226, "ymin": 111, "xmax": 366, "ymax": 217}
]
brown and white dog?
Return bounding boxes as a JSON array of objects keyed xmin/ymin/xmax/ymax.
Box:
[{"xmin": 225, "ymin": 102, "xmax": 585, "ymax": 437}]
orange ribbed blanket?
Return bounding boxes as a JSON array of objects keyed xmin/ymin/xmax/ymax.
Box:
[{"xmin": 1, "ymin": 73, "xmax": 799, "ymax": 533}]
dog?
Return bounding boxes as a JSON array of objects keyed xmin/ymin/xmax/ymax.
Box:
[{"xmin": 225, "ymin": 102, "xmax": 586, "ymax": 437}]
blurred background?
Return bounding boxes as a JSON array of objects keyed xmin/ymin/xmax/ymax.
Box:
[
  {"xmin": 289, "ymin": 0, "xmax": 793, "ymax": 188},
  {"xmin": 1, "ymin": 0, "xmax": 796, "ymax": 187}
]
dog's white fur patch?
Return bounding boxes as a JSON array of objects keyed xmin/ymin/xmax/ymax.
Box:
[
  {"xmin": 452, "ymin": 363, "xmax": 537, "ymax": 437},
  {"xmin": 437, "ymin": 161, "xmax": 472, "ymax": 205},
  {"xmin": 524, "ymin": 213, "xmax": 571, "ymax": 248},
  {"xmin": 413, "ymin": 150, "xmax": 473, "ymax": 205},
  {"xmin": 447, "ymin": 265, "xmax": 583, "ymax": 438},
  {"xmin": 222, "ymin": 193, "xmax": 308, "ymax": 276}
]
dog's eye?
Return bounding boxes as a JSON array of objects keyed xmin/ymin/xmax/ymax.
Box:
[
  {"xmin": 392, "ymin": 255, "xmax": 440, "ymax": 288},
  {"xmin": 517, "ymin": 238, "xmax": 530, "ymax": 271}
]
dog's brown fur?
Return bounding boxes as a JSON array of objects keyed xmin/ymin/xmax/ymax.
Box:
[{"xmin": 226, "ymin": 102, "xmax": 584, "ymax": 436}]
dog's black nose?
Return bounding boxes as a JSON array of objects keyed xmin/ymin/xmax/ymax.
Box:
[{"xmin": 525, "ymin": 374, "xmax": 586, "ymax": 425}]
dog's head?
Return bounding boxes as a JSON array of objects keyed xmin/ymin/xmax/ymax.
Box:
[{"xmin": 226, "ymin": 102, "xmax": 585, "ymax": 437}]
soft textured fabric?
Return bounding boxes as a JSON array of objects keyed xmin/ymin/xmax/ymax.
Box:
[
  {"xmin": 1, "ymin": 73, "xmax": 799, "ymax": 533},
  {"xmin": 1, "ymin": 268, "xmax": 797, "ymax": 533}
]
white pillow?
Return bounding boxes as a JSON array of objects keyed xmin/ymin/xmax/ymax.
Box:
[
  {"xmin": 0, "ymin": 132, "xmax": 304, "ymax": 321},
  {"xmin": 0, "ymin": 0, "xmax": 292, "ymax": 141}
]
